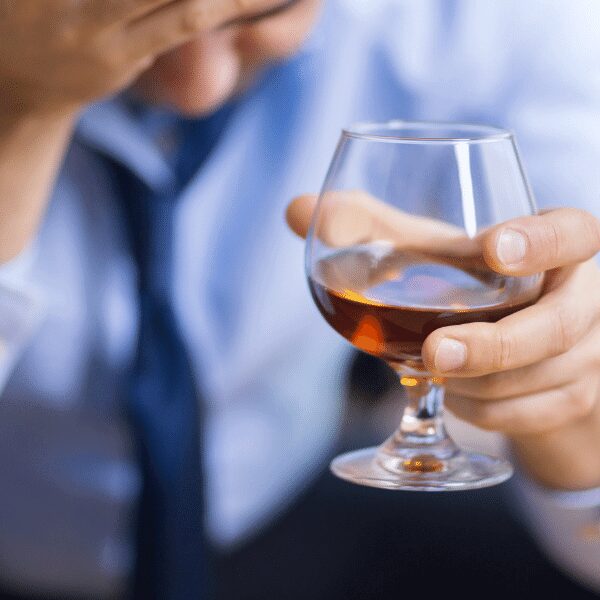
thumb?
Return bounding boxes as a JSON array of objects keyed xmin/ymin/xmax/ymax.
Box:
[{"xmin": 481, "ymin": 207, "xmax": 600, "ymax": 276}]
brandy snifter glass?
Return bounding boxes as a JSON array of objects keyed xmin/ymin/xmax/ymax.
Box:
[{"xmin": 306, "ymin": 121, "xmax": 543, "ymax": 491}]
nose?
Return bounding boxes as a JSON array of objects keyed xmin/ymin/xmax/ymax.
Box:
[{"xmin": 153, "ymin": 31, "xmax": 241, "ymax": 115}]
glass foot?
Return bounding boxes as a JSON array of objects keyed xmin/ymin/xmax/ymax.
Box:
[{"xmin": 330, "ymin": 446, "xmax": 513, "ymax": 491}]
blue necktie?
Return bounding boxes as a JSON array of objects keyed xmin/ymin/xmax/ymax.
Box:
[
  {"xmin": 101, "ymin": 103, "xmax": 235, "ymax": 598},
  {"xmin": 115, "ymin": 168, "xmax": 208, "ymax": 600},
  {"xmin": 105, "ymin": 104, "xmax": 233, "ymax": 599}
]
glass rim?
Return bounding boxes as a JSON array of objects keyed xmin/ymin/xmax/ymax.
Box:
[{"xmin": 342, "ymin": 120, "xmax": 514, "ymax": 145}]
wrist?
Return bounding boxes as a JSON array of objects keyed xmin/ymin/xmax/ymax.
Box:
[
  {"xmin": 0, "ymin": 101, "xmax": 78, "ymax": 167},
  {"xmin": 509, "ymin": 399, "xmax": 600, "ymax": 491},
  {"xmin": 0, "ymin": 88, "xmax": 81, "ymax": 132},
  {"xmin": 0, "ymin": 99, "xmax": 77, "ymax": 263},
  {"xmin": 0, "ymin": 104, "xmax": 78, "ymax": 132}
]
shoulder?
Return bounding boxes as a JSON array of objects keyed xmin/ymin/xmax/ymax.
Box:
[
  {"xmin": 324, "ymin": 0, "xmax": 600, "ymax": 123},
  {"xmin": 328, "ymin": 0, "xmax": 600, "ymax": 87}
]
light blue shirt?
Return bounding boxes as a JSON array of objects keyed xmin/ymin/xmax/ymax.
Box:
[{"xmin": 0, "ymin": 1, "xmax": 599, "ymax": 596}]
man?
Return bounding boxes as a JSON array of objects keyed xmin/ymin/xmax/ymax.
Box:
[{"xmin": 0, "ymin": 0, "xmax": 599, "ymax": 598}]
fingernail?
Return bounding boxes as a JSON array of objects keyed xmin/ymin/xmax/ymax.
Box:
[
  {"xmin": 496, "ymin": 229, "xmax": 527, "ymax": 266},
  {"xmin": 435, "ymin": 338, "xmax": 467, "ymax": 372}
]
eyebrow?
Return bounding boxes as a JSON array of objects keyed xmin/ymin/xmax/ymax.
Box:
[{"xmin": 220, "ymin": 0, "xmax": 303, "ymax": 28}]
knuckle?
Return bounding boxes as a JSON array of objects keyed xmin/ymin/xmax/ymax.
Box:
[
  {"xmin": 553, "ymin": 303, "xmax": 581, "ymax": 355},
  {"xmin": 492, "ymin": 327, "xmax": 513, "ymax": 371},
  {"xmin": 541, "ymin": 220, "xmax": 562, "ymax": 264},
  {"xmin": 181, "ymin": 5, "xmax": 209, "ymax": 33}
]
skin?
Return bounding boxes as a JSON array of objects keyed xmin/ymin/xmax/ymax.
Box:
[
  {"xmin": 0, "ymin": 0, "xmax": 320, "ymax": 261},
  {"xmin": 0, "ymin": 1, "xmax": 599, "ymax": 491},
  {"xmin": 288, "ymin": 195, "xmax": 600, "ymax": 490}
]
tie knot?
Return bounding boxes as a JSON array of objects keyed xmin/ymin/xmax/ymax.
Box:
[{"xmin": 112, "ymin": 161, "xmax": 178, "ymax": 300}]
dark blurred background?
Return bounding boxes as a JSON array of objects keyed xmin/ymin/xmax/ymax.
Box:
[{"xmin": 215, "ymin": 353, "xmax": 600, "ymax": 599}]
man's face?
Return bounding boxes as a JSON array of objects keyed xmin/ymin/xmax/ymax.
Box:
[{"xmin": 133, "ymin": 0, "xmax": 321, "ymax": 116}]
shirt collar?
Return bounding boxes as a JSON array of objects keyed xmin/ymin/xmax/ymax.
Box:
[{"xmin": 75, "ymin": 96, "xmax": 176, "ymax": 193}]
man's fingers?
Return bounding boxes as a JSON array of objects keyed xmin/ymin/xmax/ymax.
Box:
[
  {"xmin": 286, "ymin": 194, "xmax": 317, "ymax": 239},
  {"xmin": 445, "ymin": 322, "xmax": 600, "ymax": 400},
  {"xmin": 286, "ymin": 191, "xmax": 479, "ymax": 254},
  {"xmin": 126, "ymin": 0, "xmax": 285, "ymax": 59},
  {"xmin": 445, "ymin": 353, "xmax": 577, "ymax": 401},
  {"xmin": 287, "ymin": 190, "xmax": 395, "ymax": 246},
  {"xmin": 91, "ymin": 0, "xmax": 177, "ymax": 29},
  {"xmin": 482, "ymin": 208, "xmax": 600, "ymax": 276},
  {"xmin": 445, "ymin": 381, "xmax": 595, "ymax": 435},
  {"xmin": 290, "ymin": 202, "xmax": 600, "ymax": 277},
  {"xmin": 121, "ymin": 0, "xmax": 179, "ymax": 20},
  {"xmin": 445, "ymin": 315, "xmax": 600, "ymax": 401},
  {"xmin": 422, "ymin": 264, "xmax": 600, "ymax": 377}
]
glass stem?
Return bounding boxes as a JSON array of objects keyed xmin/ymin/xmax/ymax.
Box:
[
  {"xmin": 377, "ymin": 374, "xmax": 460, "ymax": 473},
  {"xmin": 397, "ymin": 377, "xmax": 448, "ymax": 444}
]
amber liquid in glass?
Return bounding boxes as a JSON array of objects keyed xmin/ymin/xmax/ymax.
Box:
[{"xmin": 309, "ymin": 242, "xmax": 537, "ymax": 363}]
